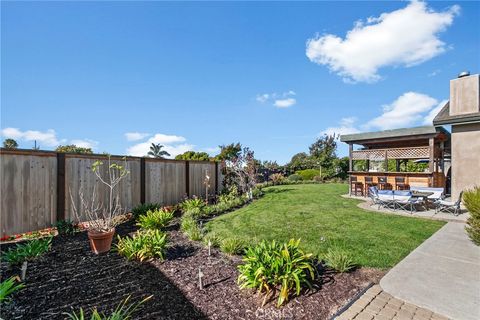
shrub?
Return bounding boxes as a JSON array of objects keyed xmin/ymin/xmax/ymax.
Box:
[
  {"xmin": 323, "ymin": 247, "xmax": 356, "ymax": 272},
  {"xmin": 220, "ymin": 237, "xmax": 245, "ymax": 256},
  {"xmin": 287, "ymin": 174, "xmax": 302, "ymax": 182},
  {"xmin": 131, "ymin": 203, "xmax": 162, "ymax": 218},
  {"xmin": 464, "ymin": 187, "xmax": 480, "ymax": 245},
  {"xmin": 136, "ymin": 208, "xmax": 174, "ymax": 230},
  {"xmin": 269, "ymin": 173, "xmax": 285, "ymax": 185},
  {"xmin": 116, "ymin": 230, "xmax": 168, "ymax": 262},
  {"xmin": 0, "ymin": 277, "xmax": 25, "ymax": 303},
  {"xmin": 64, "ymin": 295, "xmax": 152, "ymax": 320},
  {"xmin": 296, "ymin": 169, "xmax": 320, "ymax": 181},
  {"xmin": 218, "ymin": 186, "xmax": 239, "ymax": 204},
  {"xmin": 313, "ymin": 175, "xmax": 324, "ymax": 183},
  {"xmin": 54, "ymin": 220, "xmax": 79, "ymax": 236},
  {"xmin": 237, "ymin": 239, "xmax": 315, "ymax": 307},
  {"xmin": 180, "ymin": 197, "xmax": 206, "ymax": 218},
  {"xmin": 180, "ymin": 217, "xmax": 203, "ymax": 241},
  {"xmin": 252, "ymin": 187, "xmax": 264, "ymax": 199},
  {"xmin": 2, "ymin": 237, "xmax": 52, "ymax": 266},
  {"xmin": 202, "ymin": 232, "xmax": 222, "ymax": 247}
]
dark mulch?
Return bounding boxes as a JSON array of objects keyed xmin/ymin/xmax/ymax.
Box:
[{"xmin": 1, "ymin": 220, "xmax": 384, "ymax": 320}]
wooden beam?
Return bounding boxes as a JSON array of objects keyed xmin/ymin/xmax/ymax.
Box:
[
  {"xmin": 140, "ymin": 158, "xmax": 146, "ymax": 204},
  {"xmin": 429, "ymin": 138, "xmax": 434, "ymax": 173},
  {"xmin": 56, "ymin": 153, "xmax": 66, "ymax": 222},
  {"xmin": 348, "ymin": 144, "xmax": 353, "ymax": 172}
]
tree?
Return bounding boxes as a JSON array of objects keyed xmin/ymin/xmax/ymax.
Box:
[
  {"xmin": 56, "ymin": 144, "xmax": 93, "ymax": 154},
  {"xmin": 228, "ymin": 147, "xmax": 257, "ymax": 199},
  {"xmin": 175, "ymin": 151, "xmax": 211, "ymax": 161},
  {"xmin": 215, "ymin": 143, "xmax": 242, "ymax": 161},
  {"xmin": 285, "ymin": 152, "xmax": 315, "ymax": 173},
  {"xmin": 309, "ymin": 134, "xmax": 338, "ymax": 178},
  {"xmin": 147, "ymin": 143, "xmax": 170, "ymax": 158},
  {"xmin": 3, "ymin": 138, "xmax": 18, "ymax": 149}
]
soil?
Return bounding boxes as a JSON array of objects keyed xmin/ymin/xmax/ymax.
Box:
[{"xmin": 0, "ymin": 220, "xmax": 385, "ymax": 320}]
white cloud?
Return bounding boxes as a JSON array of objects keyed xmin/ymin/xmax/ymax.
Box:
[
  {"xmin": 306, "ymin": 1, "xmax": 460, "ymax": 83},
  {"xmin": 321, "ymin": 117, "xmax": 361, "ymax": 136},
  {"xmin": 70, "ymin": 139, "xmax": 99, "ymax": 150},
  {"xmin": 423, "ymin": 99, "xmax": 448, "ymax": 125},
  {"xmin": 273, "ymin": 98, "xmax": 297, "ymax": 108},
  {"xmin": 257, "ymin": 90, "xmax": 297, "ymax": 108},
  {"xmin": 256, "ymin": 93, "xmax": 270, "ymax": 103},
  {"xmin": 0, "ymin": 128, "xmax": 61, "ymax": 146},
  {"xmin": 126, "ymin": 133, "xmax": 190, "ymax": 157},
  {"xmin": 125, "ymin": 132, "xmax": 150, "ymax": 141},
  {"xmin": 366, "ymin": 92, "xmax": 438, "ymax": 130}
]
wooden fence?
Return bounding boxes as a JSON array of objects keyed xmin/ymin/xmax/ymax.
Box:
[{"xmin": 0, "ymin": 149, "xmax": 223, "ymax": 237}]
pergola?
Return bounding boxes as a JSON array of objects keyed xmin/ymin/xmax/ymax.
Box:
[{"xmin": 340, "ymin": 126, "xmax": 450, "ymax": 194}]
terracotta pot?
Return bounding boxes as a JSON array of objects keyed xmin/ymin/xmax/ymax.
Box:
[{"xmin": 87, "ymin": 228, "xmax": 115, "ymax": 254}]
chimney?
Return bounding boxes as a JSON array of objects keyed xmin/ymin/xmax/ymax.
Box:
[{"xmin": 449, "ymin": 72, "xmax": 480, "ymax": 116}]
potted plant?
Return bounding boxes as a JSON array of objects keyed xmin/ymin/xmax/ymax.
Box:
[{"xmin": 70, "ymin": 156, "xmax": 129, "ymax": 254}]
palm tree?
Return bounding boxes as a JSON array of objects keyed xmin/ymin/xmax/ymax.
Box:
[
  {"xmin": 3, "ymin": 138, "xmax": 18, "ymax": 149},
  {"xmin": 147, "ymin": 143, "xmax": 170, "ymax": 158}
]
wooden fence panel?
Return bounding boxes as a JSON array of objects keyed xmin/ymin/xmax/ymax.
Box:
[
  {"xmin": 1, "ymin": 153, "xmax": 57, "ymax": 236},
  {"xmin": 64, "ymin": 156, "xmax": 141, "ymax": 222},
  {"xmin": 189, "ymin": 162, "xmax": 216, "ymax": 199},
  {"xmin": 145, "ymin": 160, "xmax": 186, "ymax": 205},
  {"xmin": 1, "ymin": 149, "xmax": 222, "ymax": 237}
]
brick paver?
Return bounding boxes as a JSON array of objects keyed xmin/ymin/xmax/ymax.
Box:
[{"xmin": 334, "ymin": 285, "xmax": 450, "ymax": 320}]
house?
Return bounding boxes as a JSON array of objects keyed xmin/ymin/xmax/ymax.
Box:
[{"xmin": 341, "ymin": 72, "xmax": 479, "ymax": 200}]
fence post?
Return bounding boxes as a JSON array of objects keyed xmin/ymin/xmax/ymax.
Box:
[
  {"xmin": 140, "ymin": 158, "xmax": 146, "ymax": 204},
  {"xmin": 185, "ymin": 160, "xmax": 190, "ymax": 197},
  {"xmin": 56, "ymin": 153, "xmax": 66, "ymax": 222},
  {"xmin": 214, "ymin": 162, "xmax": 219, "ymax": 195}
]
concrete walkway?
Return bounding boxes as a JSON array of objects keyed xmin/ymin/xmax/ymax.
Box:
[{"xmin": 380, "ymin": 222, "xmax": 480, "ymax": 320}]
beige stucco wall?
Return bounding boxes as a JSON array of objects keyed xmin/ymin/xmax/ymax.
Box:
[
  {"xmin": 451, "ymin": 123, "xmax": 480, "ymax": 200},
  {"xmin": 450, "ymin": 74, "xmax": 480, "ymax": 115}
]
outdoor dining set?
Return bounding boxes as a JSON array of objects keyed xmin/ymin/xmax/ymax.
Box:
[{"xmin": 350, "ymin": 176, "xmax": 463, "ymax": 215}]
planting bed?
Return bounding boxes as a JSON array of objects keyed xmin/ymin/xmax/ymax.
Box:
[{"xmin": 1, "ymin": 220, "xmax": 384, "ymax": 320}]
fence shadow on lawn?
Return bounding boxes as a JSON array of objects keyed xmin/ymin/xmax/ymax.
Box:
[{"xmin": 0, "ymin": 221, "xmax": 208, "ymax": 320}]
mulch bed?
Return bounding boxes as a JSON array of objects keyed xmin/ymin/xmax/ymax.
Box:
[{"xmin": 1, "ymin": 220, "xmax": 384, "ymax": 320}]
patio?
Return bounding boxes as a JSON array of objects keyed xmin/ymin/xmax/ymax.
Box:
[{"xmin": 344, "ymin": 194, "xmax": 469, "ymax": 223}]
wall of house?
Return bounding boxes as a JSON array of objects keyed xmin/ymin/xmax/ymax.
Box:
[{"xmin": 451, "ymin": 122, "xmax": 480, "ymax": 200}]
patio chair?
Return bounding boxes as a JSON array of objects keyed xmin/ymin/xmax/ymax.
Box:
[
  {"xmin": 435, "ymin": 191, "xmax": 464, "ymax": 216},
  {"xmin": 393, "ymin": 190, "xmax": 423, "ymax": 214},
  {"xmin": 368, "ymin": 186, "xmax": 379, "ymax": 204},
  {"xmin": 364, "ymin": 176, "xmax": 377, "ymax": 197},
  {"xmin": 377, "ymin": 190, "xmax": 395, "ymax": 210}
]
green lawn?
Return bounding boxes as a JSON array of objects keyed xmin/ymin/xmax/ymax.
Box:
[{"xmin": 206, "ymin": 184, "xmax": 445, "ymax": 268}]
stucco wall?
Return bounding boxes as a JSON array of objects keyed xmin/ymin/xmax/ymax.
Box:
[
  {"xmin": 450, "ymin": 74, "xmax": 480, "ymax": 115},
  {"xmin": 451, "ymin": 123, "xmax": 480, "ymax": 200}
]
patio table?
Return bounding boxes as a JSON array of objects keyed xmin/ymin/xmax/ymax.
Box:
[{"xmin": 410, "ymin": 191, "xmax": 434, "ymax": 210}]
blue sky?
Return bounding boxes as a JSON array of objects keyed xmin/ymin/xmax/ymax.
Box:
[{"xmin": 2, "ymin": 1, "xmax": 479, "ymax": 164}]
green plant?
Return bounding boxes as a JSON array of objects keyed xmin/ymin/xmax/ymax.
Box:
[
  {"xmin": 323, "ymin": 247, "xmax": 356, "ymax": 272},
  {"xmin": 116, "ymin": 230, "xmax": 167, "ymax": 262},
  {"xmin": 296, "ymin": 169, "xmax": 320, "ymax": 181},
  {"xmin": 180, "ymin": 197, "xmax": 206, "ymax": 218},
  {"xmin": 2, "ymin": 237, "xmax": 52, "ymax": 265},
  {"xmin": 251, "ymin": 187, "xmax": 264, "ymax": 199},
  {"xmin": 269, "ymin": 173, "xmax": 285, "ymax": 185},
  {"xmin": 313, "ymin": 175, "xmax": 324, "ymax": 183},
  {"xmin": 131, "ymin": 203, "xmax": 162, "ymax": 218},
  {"xmin": 54, "ymin": 220, "xmax": 80, "ymax": 235},
  {"xmin": 202, "ymin": 232, "xmax": 222, "ymax": 247},
  {"xmin": 64, "ymin": 295, "xmax": 152, "ymax": 320},
  {"xmin": 0, "ymin": 276, "xmax": 25, "ymax": 302},
  {"xmin": 136, "ymin": 208, "xmax": 173, "ymax": 230},
  {"xmin": 180, "ymin": 217, "xmax": 203, "ymax": 241},
  {"xmin": 237, "ymin": 239, "xmax": 315, "ymax": 307},
  {"xmin": 220, "ymin": 237, "xmax": 245, "ymax": 256},
  {"xmin": 464, "ymin": 187, "xmax": 480, "ymax": 245},
  {"xmin": 287, "ymin": 174, "xmax": 302, "ymax": 182}
]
